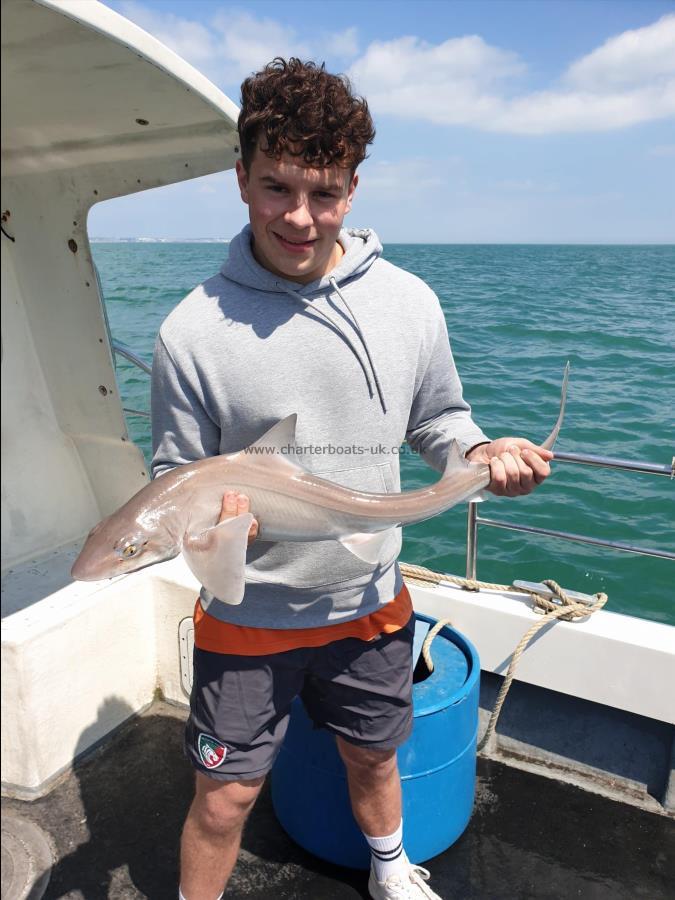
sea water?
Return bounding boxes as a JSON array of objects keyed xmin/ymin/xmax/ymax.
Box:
[{"xmin": 92, "ymin": 242, "xmax": 675, "ymax": 625}]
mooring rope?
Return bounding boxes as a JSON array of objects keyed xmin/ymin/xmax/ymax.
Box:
[
  {"xmin": 400, "ymin": 562, "xmax": 508, "ymax": 592},
  {"xmin": 402, "ymin": 563, "xmax": 608, "ymax": 753}
]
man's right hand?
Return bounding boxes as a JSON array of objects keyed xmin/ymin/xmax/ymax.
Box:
[{"xmin": 219, "ymin": 491, "xmax": 259, "ymax": 544}]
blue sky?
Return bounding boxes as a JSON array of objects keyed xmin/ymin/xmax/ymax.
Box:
[{"xmin": 90, "ymin": 0, "xmax": 675, "ymax": 243}]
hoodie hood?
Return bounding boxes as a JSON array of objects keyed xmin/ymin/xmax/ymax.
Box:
[{"xmin": 220, "ymin": 224, "xmax": 382, "ymax": 296}]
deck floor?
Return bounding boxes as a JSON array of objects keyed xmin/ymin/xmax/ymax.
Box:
[{"xmin": 2, "ymin": 702, "xmax": 673, "ymax": 900}]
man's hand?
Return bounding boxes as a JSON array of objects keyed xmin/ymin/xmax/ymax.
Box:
[
  {"xmin": 465, "ymin": 438, "xmax": 553, "ymax": 497},
  {"xmin": 218, "ymin": 491, "xmax": 259, "ymax": 544}
]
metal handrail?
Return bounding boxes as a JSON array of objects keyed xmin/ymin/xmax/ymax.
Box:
[
  {"xmin": 554, "ymin": 450, "xmax": 673, "ymax": 478},
  {"xmin": 108, "ymin": 341, "xmax": 674, "ymax": 573},
  {"xmin": 112, "ymin": 340, "xmax": 152, "ymax": 418},
  {"xmin": 112, "ymin": 339, "xmax": 152, "ymax": 375},
  {"xmin": 466, "ymin": 451, "xmax": 675, "ymax": 579}
]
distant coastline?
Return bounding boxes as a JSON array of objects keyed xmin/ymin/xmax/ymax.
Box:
[
  {"xmin": 89, "ymin": 237, "xmax": 230, "ymax": 243},
  {"xmin": 88, "ymin": 238, "xmax": 673, "ymax": 246}
]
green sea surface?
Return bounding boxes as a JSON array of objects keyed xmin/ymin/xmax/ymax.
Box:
[{"xmin": 92, "ymin": 242, "xmax": 675, "ymax": 626}]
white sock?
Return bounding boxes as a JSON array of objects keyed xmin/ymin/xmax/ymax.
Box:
[
  {"xmin": 179, "ymin": 890, "xmax": 222, "ymax": 900},
  {"xmin": 364, "ymin": 819, "xmax": 407, "ymax": 882}
]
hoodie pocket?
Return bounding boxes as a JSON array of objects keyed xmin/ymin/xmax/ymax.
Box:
[{"xmin": 315, "ymin": 461, "xmax": 395, "ymax": 494}]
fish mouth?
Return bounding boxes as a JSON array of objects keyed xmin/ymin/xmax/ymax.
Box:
[
  {"xmin": 71, "ymin": 549, "xmax": 133, "ymax": 582},
  {"xmin": 70, "ymin": 558, "xmax": 113, "ymax": 581}
]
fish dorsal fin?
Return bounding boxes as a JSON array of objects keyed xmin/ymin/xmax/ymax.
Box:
[
  {"xmin": 251, "ymin": 414, "xmax": 298, "ymax": 455},
  {"xmin": 339, "ymin": 527, "xmax": 398, "ymax": 564},
  {"xmin": 444, "ymin": 440, "xmax": 472, "ymax": 477}
]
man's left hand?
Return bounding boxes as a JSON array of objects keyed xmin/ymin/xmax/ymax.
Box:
[
  {"xmin": 465, "ymin": 438, "xmax": 553, "ymax": 497},
  {"xmin": 218, "ymin": 491, "xmax": 260, "ymax": 544}
]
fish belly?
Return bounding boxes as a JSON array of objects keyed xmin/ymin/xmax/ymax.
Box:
[{"xmin": 243, "ymin": 487, "xmax": 386, "ymax": 543}]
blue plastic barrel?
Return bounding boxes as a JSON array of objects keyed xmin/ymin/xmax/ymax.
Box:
[{"xmin": 271, "ymin": 613, "xmax": 480, "ymax": 868}]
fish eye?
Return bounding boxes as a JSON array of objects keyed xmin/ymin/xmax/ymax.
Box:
[{"xmin": 115, "ymin": 538, "xmax": 149, "ymax": 560}]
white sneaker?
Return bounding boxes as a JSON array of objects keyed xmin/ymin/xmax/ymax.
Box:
[{"xmin": 368, "ymin": 861, "xmax": 443, "ymax": 900}]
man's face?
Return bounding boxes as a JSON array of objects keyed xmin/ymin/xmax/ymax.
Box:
[{"xmin": 236, "ymin": 148, "xmax": 358, "ymax": 284}]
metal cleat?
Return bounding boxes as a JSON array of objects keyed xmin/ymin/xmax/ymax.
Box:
[{"xmin": 512, "ymin": 580, "xmax": 597, "ymax": 608}]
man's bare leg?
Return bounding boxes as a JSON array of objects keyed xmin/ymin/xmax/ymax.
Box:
[
  {"xmin": 336, "ymin": 738, "xmax": 401, "ymax": 835},
  {"xmin": 180, "ymin": 772, "xmax": 265, "ymax": 900}
]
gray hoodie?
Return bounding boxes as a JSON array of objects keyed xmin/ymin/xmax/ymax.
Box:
[{"xmin": 151, "ymin": 225, "xmax": 489, "ymax": 628}]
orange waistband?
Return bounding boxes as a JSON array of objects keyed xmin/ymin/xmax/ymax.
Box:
[{"xmin": 194, "ymin": 583, "xmax": 413, "ymax": 655}]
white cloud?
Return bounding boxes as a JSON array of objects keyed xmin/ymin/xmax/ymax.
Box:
[
  {"xmin": 488, "ymin": 82, "xmax": 675, "ymax": 134},
  {"xmin": 348, "ymin": 35, "xmax": 523, "ymax": 128},
  {"xmin": 118, "ymin": 2, "xmax": 221, "ymax": 66},
  {"xmin": 118, "ymin": 2, "xmax": 358, "ymax": 90},
  {"xmin": 348, "ymin": 14, "xmax": 675, "ymax": 134},
  {"xmin": 351, "ymin": 34, "xmax": 524, "ymax": 90},
  {"xmin": 321, "ymin": 26, "xmax": 360, "ymax": 61},
  {"xmin": 209, "ymin": 10, "xmax": 311, "ymax": 80},
  {"xmin": 565, "ymin": 14, "xmax": 675, "ymax": 90}
]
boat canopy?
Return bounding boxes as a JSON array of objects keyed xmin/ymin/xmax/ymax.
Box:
[
  {"xmin": 1, "ymin": 0, "xmax": 239, "ymax": 571},
  {"xmin": 3, "ymin": 0, "xmax": 240, "ymax": 184}
]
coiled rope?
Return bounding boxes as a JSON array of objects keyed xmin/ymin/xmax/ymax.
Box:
[{"xmin": 401, "ymin": 563, "xmax": 608, "ymax": 752}]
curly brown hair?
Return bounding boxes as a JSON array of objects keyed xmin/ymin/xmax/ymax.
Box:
[{"xmin": 238, "ymin": 58, "xmax": 375, "ymax": 174}]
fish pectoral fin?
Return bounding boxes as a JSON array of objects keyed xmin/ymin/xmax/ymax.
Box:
[
  {"xmin": 339, "ymin": 528, "xmax": 398, "ymax": 565},
  {"xmin": 182, "ymin": 513, "xmax": 253, "ymax": 606}
]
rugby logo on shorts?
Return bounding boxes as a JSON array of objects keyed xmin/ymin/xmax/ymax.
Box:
[{"xmin": 198, "ymin": 733, "xmax": 227, "ymax": 769}]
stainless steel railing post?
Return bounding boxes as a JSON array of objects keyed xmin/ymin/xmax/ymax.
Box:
[{"xmin": 467, "ymin": 502, "xmax": 478, "ymax": 581}]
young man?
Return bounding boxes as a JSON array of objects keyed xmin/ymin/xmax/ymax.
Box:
[{"xmin": 151, "ymin": 58, "xmax": 553, "ymax": 900}]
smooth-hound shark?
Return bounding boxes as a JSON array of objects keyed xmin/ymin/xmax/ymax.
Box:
[{"xmin": 71, "ymin": 365, "xmax": 569, "ymax": 604}]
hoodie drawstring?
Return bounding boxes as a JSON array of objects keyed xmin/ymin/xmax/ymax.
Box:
[
  {"xmin": 329, "ymin": 276, "xmax": 387, "ymax": 414},
  {"xmin": 276, "ymin": 281, "xmax": 387, "ymax": 413}
]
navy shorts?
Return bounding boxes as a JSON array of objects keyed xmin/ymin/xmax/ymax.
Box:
[{"xmin": 185, "ymin": 614, "xmax": 415, "ymax": 781}]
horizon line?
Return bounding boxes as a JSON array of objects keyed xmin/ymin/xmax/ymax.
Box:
[{"xmin": 89, "ymin": 238, "xmax": 675, "ymax": 246}]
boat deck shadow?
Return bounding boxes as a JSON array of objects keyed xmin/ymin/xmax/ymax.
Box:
[{"xmin": 2, "ymin": 701, "xmax": 673, "ymax": 899}]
